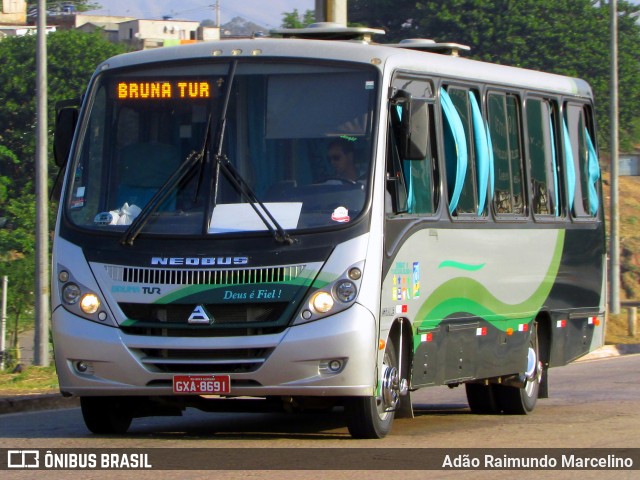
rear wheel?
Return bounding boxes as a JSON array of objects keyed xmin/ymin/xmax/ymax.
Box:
[
  {"xmin": 346, "ymin": 341, "xmax": 400, "ymax": 439},
  {"xmin": 493, "ymin": 326, "xmax": 542, "ymax": 414},
  {"xmin": 465, "ymin": 382, "xmax": 499, "ymax": 414},
  {"xmin": 81, "ymin": 397, "xmax": 133, "ymax": 434}
]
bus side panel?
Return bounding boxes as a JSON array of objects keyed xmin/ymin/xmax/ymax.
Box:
[
  {"xmin": 382, "ymin": 227, "xmax": 564, "ymax": 387},
  {"xmin": 546, "ymin": 226, "xmax": 606, "ymax": 366}
]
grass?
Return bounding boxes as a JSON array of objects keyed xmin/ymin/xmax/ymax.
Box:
[{"xmin": 0, "ymin": 365, "xmax": 59, "ymax": 393}]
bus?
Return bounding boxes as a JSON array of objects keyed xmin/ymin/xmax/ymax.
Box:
[{"xmin": 52, "ymin": 24, "xmax": 605, "ymax": 439}]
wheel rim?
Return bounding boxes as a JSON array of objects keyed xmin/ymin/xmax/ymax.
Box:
[
  {"xmin": 378, "ymin": 350, "xmax": 400, "ymax": 417},
  {"xmin": 523, "ymin": 346, "xmax": 542, "ymax": 397}
]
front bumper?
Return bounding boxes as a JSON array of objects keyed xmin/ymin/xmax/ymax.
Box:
[{"xmin": 52, "ymin": 302, "xmax": 377, "ymax": 397}]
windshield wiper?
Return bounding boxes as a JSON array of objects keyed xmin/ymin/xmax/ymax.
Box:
[
  {"xmin": 208, "ymin": 61, "xmax": 295, "ymax": 245},
  {"xmin": 120, "ymin": 115, "xmax": 212, "ymax": 246}
]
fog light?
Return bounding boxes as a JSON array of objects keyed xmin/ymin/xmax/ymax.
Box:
[
  {"xmin": 62, "ymin": 283, "xmax": 81, "ymax": 304},
  {"xmin": 80, "ymin": 293, "xmax": 100, "ymax": 314},
  {"xmin": 319, "ymin": 358, "xmax": 346, "ymax": 374},
  {"xmin": 58, "ymin": 270, "xmax": 70, "ymax": 282},
  {"xmin": 301, "ymin": 309, "xmax": 312, "ymax": 320},
  {"xmin": 328, "ymin": 360, "xmax": 342, "ymax": 372},
  {"xmin": 311, "ymin": 292, "xmax": 334, "ymax": 313},
  {"xmin": 76, "ymin": 361, "xmax": 88, "ymax": 373}
]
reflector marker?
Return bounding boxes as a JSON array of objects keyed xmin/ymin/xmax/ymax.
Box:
[
  {"xmin": 557, "ymin": 319, "xmax": 567, "ymax": 328},
  {"xmin": 476, "ymin": 327, "xmax": 487, "ymax": 336}
]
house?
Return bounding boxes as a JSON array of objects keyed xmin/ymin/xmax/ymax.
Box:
[
  {"xmin": 118, "ymin": 18, "xmax": 219, "ymax": 49},
  {"xmin": 1, "ymin": 0, "xmax": 26, "ymax": 24}
]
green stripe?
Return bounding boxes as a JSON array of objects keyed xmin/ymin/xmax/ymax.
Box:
[{"xmin": 438, "ymin": 260, "xmax": 486, "ymax": 271}]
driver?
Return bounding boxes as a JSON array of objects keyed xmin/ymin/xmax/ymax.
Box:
[{"xmin": 328, "ymin": 138, "xmax": 358, "ymax": 182}]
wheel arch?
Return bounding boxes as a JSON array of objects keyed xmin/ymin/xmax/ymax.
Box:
[{"xmin": 387, "ymin": 317, "xmax": 414, "ymax": 418}]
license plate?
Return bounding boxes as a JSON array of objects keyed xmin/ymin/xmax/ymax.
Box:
[{"xmin": 172, "ymin": 375, "xmax": 231, "ymax": 394}]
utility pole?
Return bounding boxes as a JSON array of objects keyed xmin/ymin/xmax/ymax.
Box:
[
  {"xmin": 315, "ymin": 0, "xmax": 348, "ymax": 24},
  {"xmin": 609, "ymin": 0, "xmax": 620, "ymax": 315},
  {"xmin": 0, "ymin": 276, "xmax": 7, "ymax": 370},
  {"xmin": 35, "ymin": 0, "xmax": 50, "ymax": 366}
]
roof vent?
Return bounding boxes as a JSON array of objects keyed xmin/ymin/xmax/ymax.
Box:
[
  {"xmin": 389, "ymin": 38, "xmax": 471, "ymax": 56},
  {"xmin": 270, "ymin": 22, "xmax": 385, "ymax": 43}
]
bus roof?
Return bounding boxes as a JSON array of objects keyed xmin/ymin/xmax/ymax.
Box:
[{"xmin": 97, "ymin": 37, "xmax": 592, "ymax": 99}]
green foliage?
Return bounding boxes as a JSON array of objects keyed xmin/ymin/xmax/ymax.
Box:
[
  {"xmin": 0, "ymin": 29, "xmax": 125, "ymax": 346},
  {"xmin": 280, "ymin": 9, "xmax": 315, "ymax": 28},
  {"xmin": 348, "ymin": 0, "xmax": 640, "ymax": 151},
  {"xmin": 0, "ymin": 30, "xmax": 126, "ymax": 190},
  {"xmin": 26, "ymin": 1, "xmax": 101, "ymax": 13}
]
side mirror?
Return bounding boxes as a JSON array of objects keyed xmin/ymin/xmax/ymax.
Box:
[
  {"xmin": 54, "ymin": 106, "xmax": 79, "ymax": 168},
  {"xmin": 392, "ymin": 91, "xmax": 430, "ymax": 160}
]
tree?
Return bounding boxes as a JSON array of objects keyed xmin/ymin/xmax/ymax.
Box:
[
  {"xmin": 27, "ymin": 1, "xmax": 101, "ymax": 14},
  {"xmin": 0, "ymin": 30, "xmax": 126, "ymax": 350},
  {"xmin": 0, "ymin": 30, "xmax": 126, "ymax": 192},
  {"xmin": 281, "ymin": 9, "xmax": 315, "ymax": 28},
  {"xmin": 348, "ymin": 0, "xmax": 640, "ymax": 150}
]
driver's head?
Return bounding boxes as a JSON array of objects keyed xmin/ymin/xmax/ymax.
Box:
[{"xmin": 328, "ymin": 138, "xmax": 357, "ymax": 181}]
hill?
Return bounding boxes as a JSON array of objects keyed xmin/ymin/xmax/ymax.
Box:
[
  {"xmin": 602, "ymin": 170, "xmax": 640, "ymax": 300},
  {"xmin": 220, "ymin": 16, "xmax": 268, "ymax": 36}
]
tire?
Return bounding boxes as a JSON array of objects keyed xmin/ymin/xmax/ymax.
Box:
[
  {"xmin": 493, "ymin": 325, "xmax": 542, "ymax": 415},
  {"xmin": 346, "ymin": 341, "xmax": 399, "ymax": 439},
  {"xmin": 80, "ymin": 397, "xmax": 133, "ymax": 434},
  {"xmin": 465, "ymin": 382, "xmax": 499, "ymax": 414}
]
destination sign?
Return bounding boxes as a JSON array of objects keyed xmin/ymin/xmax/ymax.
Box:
[{"xmin": 116, "ymin": 80, "xmax": 211, "ymax": 100}]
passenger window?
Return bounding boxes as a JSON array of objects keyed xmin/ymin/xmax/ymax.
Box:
[
  {"xmin": 564, "ymin": 103, "xmax": 600, "ymax": 217},
  {"xmin": 441, "ymin": 86, "xmax": 489, "ymax": 217},
  {"xmin": 388, "ymin": 75, "xmax": 439, "ymax": 216},
  {"xmin": 488, "ymin": 92, "xmax": 525, "ymax": 215},
  {"xmin": 402, "ymin": 102, "xmax": 438, "ymax": 215},
  {"xmin": 445, "ymin": 87, "xmax": 478, "ymax": 215},
  {"xmin": 526, "ymin": 98, "xmax": 561, "ymax": 217}
]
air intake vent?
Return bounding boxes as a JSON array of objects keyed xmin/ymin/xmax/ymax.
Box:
[{"xmin": 105, "ymin": 264, "xmax": 305, "ymax": 285}]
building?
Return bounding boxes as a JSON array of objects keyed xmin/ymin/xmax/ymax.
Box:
[
  {"xmin": 1, "ymin": 0, "xmax": 26, "ymax": 24},
  {"xmin": 0, "ymin": 24, "xmax": 56, "ymax": 36},
  {"xmin": 118, "ymin": 18, "xmax": 219, "ymax": 49}
]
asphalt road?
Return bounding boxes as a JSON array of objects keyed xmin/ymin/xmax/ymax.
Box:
[{"xmin": 0, "ymin": 354, "xmax": 639, "ymax": 479}]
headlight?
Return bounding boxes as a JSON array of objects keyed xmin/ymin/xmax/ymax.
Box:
[
  {"xmin": 295, "ymin": 261, "xmax": 364, "ymax": 325},
  {"xmin": 62, "ymin": 283, "xmax": 81, "ymax": 304},
  {"xmin": 80, "ymin": 293, "xmax": 101, "ymax": 314},
  {"xmin": 335, "ymin": 280, "xmax": 357, "ymax": 302},
  {"xmin": 56, "ymin": 265, "xmax": 114, "ymax": 326},
  {"xmin": 311, "ymin": 291, "xmax": 334, "ymax": 313}
]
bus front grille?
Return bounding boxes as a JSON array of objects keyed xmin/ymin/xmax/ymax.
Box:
[
  {"xmin": 118, "ymin": 302, "xmax": 289, "ymax": 337},
  {"xmin": 131, "ymin": 347, "xmax": 273, "ymax": 374},
  {"xmin": 105, "ymin": 264, "xmax": 305, "ymax": 285}
]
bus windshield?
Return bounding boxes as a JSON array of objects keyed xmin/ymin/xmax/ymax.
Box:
[{"xmin": 65, "ymin": 60, "xmax": 378, "ymax": 236}]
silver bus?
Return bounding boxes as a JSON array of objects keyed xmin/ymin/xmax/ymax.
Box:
[{"xmin": 52, "ymin": 25, "xmax": 605, "ymax": 438}]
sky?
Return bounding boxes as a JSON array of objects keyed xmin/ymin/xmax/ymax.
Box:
[{"xmin": 86, "ymin": 0, "xmax": 316, "ymax": 29}]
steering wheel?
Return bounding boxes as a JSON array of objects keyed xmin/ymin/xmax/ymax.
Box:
[{"xmin": 325, "ymin": 177, "xmax": 359, "ymax": 186}]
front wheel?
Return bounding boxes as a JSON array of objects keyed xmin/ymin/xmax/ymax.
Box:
[
  {"xmin": 346, "ymin": 341, "xmax": 400, "ymax": 439},
  {"xmin": 80, "ymin": 397, "xmax": 133, "ymax": 434}
]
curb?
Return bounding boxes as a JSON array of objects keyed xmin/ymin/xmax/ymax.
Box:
[
  {"xmin": 577, "ymin": 343, "xmax": 640, "ymax": 361},
  {"xmin": 0, "ymin": 393, "xmax": 79, "ymax": 415}
]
